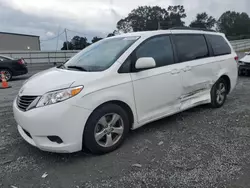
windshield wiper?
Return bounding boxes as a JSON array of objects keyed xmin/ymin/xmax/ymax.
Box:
[
  {"xmin": 57, "ymin": 64, "xmax": 66, "ymax": 69},
  {"xmin": 67, "ymin": 66, "xmax": 87, "ymax": 71}
]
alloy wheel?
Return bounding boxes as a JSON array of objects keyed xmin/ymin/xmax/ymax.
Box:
[
  {"xmin": 1, "ymin": 70, "xmax": 11, "ymax": 81},
  {"xmin": 94, "ymin": 113, "xmax": 124, "ymax": 148},
  {"xmin": 216, "ymin": 82, "xmax": 226, "ymax": 104}
]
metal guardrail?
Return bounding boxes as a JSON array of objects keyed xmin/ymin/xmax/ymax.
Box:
[
  {"xmin": 0, "ymin": 39, "xmax": 250, "ymax": 64},
  {"xmin": 230, "ymin": 39, "xmax": 250, "ymax": 52},
  {"xmin": 0, "ymin": 50, "xmax": 80, "ymax": 64}
]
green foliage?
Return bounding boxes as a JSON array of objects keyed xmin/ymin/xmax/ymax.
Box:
[
  {"xmin": 61, "ymin": 36, "xmax": 90, "ymax": 50},
  {"xmin": 116, "ymin": 5, "xmax": 186, "ymax": 32},
  {"xmin": 107, "ymin": 30, "xmax": 118, "ymax": 37},
  {"xmin": 92, "ymin": 36, "xmax": 103, "ymax": 43},
  {"xmin": 189, "ymin": 12, "xmax": 216, "ymax": 29},
  {"xmin": 72, "ymin": 36, "xmax": 89, "ymax": 50},
  {"xmin": 61, "ymin": 7, "xmax": 250, "ymax": 50},
  {"xmin": 61, "ymin": 41, "xmax": 73, "ymax": 50},
  {"xmin": 217, "ymin": 11, "xmax": 250, "ymax": 37}
]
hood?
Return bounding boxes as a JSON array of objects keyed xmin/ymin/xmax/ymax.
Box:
[
  {"xmin": 20, "ymin": 67, "xmax": 103, "ymax": 96},
  {"xmin": 240, "ymin": 55, "xmax": 250, "ymax": 63}
]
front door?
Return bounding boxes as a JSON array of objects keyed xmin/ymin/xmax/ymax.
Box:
[{"xmin": 130, "ymin": 35, "xmax": 183, "ymax": 124}]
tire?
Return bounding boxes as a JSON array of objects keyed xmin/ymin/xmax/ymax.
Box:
[
  {"xmin": 83, "ymin": 103, "xmax": 130, "ymax": 154},
  {"xmin": 0, "ymin": 69, "xmax": 12, "ymax": 82},
  {"xmin": 210, "ymin": 78, "xmax": 228, "ymax": 108}
]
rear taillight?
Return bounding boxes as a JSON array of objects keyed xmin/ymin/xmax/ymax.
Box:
[
  {"xmin": 18, "ymin": 59, "xmax": 25, "ymax": 65},
  {"xmin": 234, "ymin": 56, "xmax": 239, "ymax": 63}
]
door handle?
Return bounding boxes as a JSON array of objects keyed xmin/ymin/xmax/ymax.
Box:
[
  {"xmin": 183, "ymin": 66, "xmax": 191, "ymax": 72},
  {"xmin": 171, "ymin": 69, "xmax": 180, "ymax": 75}
]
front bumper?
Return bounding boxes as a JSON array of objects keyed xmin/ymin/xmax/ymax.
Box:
[
  {"xmin": 239, "ymin": 63, "xmax": 250, "ymax": 71},
  {"xmin": 13, "ymin": 98, "xmax": 92, "ymax": 153}
]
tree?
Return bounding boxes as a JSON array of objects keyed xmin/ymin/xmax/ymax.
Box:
[
  {"xmin": 217, "ymin": 11, "xmax": 250, "ymax": 37},
  {"xmin": 61, "ymin": 35, "xmax": 90, "ymax": 50},
  {"xmin": 71, "ymin": 36, "xmax": 89, "ymax": 50},
  {"xmin": 117, "ymin": 18, "xmax": 133, "ymax": 33},
  {"xmin": 92, "ymin": 36, "xmax": 103, "ymax": 43},
  {"xmin": 189, "ymin": 12, "xmax": 216, "ymax": 29},
  {"xmin": 107, "ymin": 30, "xmax": 118, "ymax": 37},
  {"xmin": 116, "ymin": 5, "xmax": 186, "ymax": 33},
  {"xmin": 165, "ymin": 5, "xmax": 187, "ymax": 28},
  {"xmin": 61, "ymin": 41, "xmax": 73, "ymax": 50}
]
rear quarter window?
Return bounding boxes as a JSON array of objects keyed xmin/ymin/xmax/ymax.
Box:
[{"xmin": 206, "ymin": 35, "xmax": 231, "ymax": 56}]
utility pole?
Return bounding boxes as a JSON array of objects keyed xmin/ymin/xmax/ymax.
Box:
[
  {"xmin": 64, "ymin": 28, "xmax": 69, "ymax": 50},
  {"xmin": 158, "ymin": 21, "xmax": 161, "ymax": 30}
]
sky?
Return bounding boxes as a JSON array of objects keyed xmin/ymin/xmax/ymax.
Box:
[{"xmin": 0, "ymin": 0, "xmax": 249, "ymax": 50}]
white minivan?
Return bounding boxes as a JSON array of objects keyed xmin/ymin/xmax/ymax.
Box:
[{"xmin": 13, "ymin": 29, "xmax": 238, "ymax": 154}]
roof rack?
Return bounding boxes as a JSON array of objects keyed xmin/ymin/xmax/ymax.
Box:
[{"xmin": 170, "ymin": 27, "xmax": 216, "ymax": 32}]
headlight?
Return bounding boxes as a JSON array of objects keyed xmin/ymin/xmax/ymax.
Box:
[{"xmin": 36, "ymin": 86, "xmax": 83, "ymax": 107}]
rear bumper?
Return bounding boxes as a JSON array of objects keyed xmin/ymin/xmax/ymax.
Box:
[{"xmin": 12, "ymin": 67, "xmax": 28, "ymax": 76}]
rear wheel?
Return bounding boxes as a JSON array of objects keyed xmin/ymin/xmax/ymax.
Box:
[
  {"xmin": 210, "ymin": 78, "xmax": 228, "ymax": 108},
  {"xmin": 0, "ymin": 69, "xmax": 12, "ymax": 81},
  {"xmin": 83, "ymin": 104, "xmax": 130, "ymax": 154}
]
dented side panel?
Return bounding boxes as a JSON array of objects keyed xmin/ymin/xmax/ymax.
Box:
[{"xmin": 180, "ymin": 57, "xmax": 220, "ymax": 103}]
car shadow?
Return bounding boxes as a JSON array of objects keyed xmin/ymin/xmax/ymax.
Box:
[{"xmin": 11, "ymin": 76, "xmax": 30, "ymax": 81}]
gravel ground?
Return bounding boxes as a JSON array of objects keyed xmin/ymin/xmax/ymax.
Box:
[{"xmin": 1, "ymin": 60, "xmax": 250, "ymax": 188}]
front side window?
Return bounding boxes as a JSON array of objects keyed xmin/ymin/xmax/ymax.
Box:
[
  {"xmin": 174, "ymin": 34, "xmax": 209, "ymax": 62},
  {"xmin": 64, "ymin": 37, "xmax": 139, "ymax": 72},
  {"xmin": 135, "ymin": 35, "xmax": 174, "ymax": 68},
  {"xmin": 206, "ymin": 35, "xmax": 231, "ymax": 56}
]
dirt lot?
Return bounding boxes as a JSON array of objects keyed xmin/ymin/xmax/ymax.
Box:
[{"xmin": 1, "ymin": 62, "xmax": 250, "ymax": 188}]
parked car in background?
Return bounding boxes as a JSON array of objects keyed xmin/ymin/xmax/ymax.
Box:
[
  {"xmin": 0, "ymin": 55, "xmax": 28, "ymax": 81},
  {"xmin": 239, "ymin": 52, "xmax": 250, "ymax": 76},
  {"xmin": 13, "ymin": 28, "xmax": 238, "ymax": 154}
]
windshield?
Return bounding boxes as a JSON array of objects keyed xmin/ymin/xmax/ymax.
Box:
[{"xmin": 64, "ymin": 36, "xmax": 139, "ymax": 72}]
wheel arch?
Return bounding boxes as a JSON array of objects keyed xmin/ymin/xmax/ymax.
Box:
[
  {"xmin": 81, "ymin": 100, "xmax": 135, "ymax": 151},
  {"xmin": 87, "ymin": 100, "xmax": 135, "ymax": 129}
]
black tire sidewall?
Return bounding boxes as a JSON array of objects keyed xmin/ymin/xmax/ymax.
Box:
[
  {"xmin": 211, "ymin": 78, "xmax": 227, "ymax": 108},
  {"xmin": 83, "ymin": 104, "xmax": 130, "ymax": 154},
  {"xmin": 0, "ymin": 69, "xmax": 12, "ymax": 81}
]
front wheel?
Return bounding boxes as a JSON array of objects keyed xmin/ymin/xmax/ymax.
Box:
[
  {"xmin": 210, "ymin": 78, "xmax": 228, "ymax": 108},
  {"xmin": 83, "ymin": 104, "xmax": 130, "ymax": 154}
]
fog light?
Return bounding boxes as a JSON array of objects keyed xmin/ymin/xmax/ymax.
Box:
[{"xmin": 47, "ymin": 136, "xmax": 63, "ymax": 144}]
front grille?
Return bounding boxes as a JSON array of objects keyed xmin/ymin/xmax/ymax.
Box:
[{"xmin": 17, "ymin": 95, "xmax": 37, "ymax": 111}]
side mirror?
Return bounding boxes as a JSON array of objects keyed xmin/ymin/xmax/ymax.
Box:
[{"xmin": 135, "ymin": 57, "xmax": 156, "ymax": 70}]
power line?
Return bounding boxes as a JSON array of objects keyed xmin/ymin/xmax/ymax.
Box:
[
  {"xmin": 66, "ymin": 28, "xmax": 103, "ymax": 38},
  {"xmin": 40, "ymin": 30, "xmax": 65, "ymax": 42}
]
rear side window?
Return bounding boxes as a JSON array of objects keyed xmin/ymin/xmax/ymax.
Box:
[
  {"xmin": 206, "ymin": 35, "xmax": 231, "ymax": 56},
  {"xmin": 173, "ymin": 34, "xmax": 209, "ymax": 62},
  {"xmin": 135, "ymin": 35, "xmax": 174, "ymax": 68}
]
